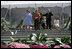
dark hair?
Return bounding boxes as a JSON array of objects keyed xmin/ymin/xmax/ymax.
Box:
[{"xmin": 26, "ymin": 9, "xmax": 30, "ymax": 13}]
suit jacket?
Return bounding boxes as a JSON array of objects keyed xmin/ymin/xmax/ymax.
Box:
[{"xmin": 43, "ymin": 12, "xmax": 53, "ymax": 22}]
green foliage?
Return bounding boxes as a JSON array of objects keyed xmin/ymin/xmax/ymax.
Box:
[
  {"xmin": 16, "ymin": 19, "xmax": 24, "ymax": 29},
  {"xmin": 8, "ymin": 26, "xmax": 16, "ymax": 30},
  {"xmin": 50, "ymin": 35, "xmax": 71, "ymax": 47},
  {"xmin": 21, "ymin": 39, "xmax": 28, "ymax": 43},
  {"xmin": 1, "ymin": 17, "xmax": 24, "ymax": 31},
  {"xmin": 8, "ymin": 19, "xmax": 24, "ymax": 30},
  {"xmin": 1, "ymin": 18, "xmax": 10, "ymax": 31},
  {"xmin": 52, "ymin": 38, "xmax": 61, "ymax": 45},
  {"xmin": 10, "ymin": 36, "xmax": 30, "ymax": 44},
  {"xmin": 28, "ymin": 30, "xmax": 51, "ymax": 46},
  {"xmin": 1, "ymin": 41, "xmax": 6, "ymax": 46},
  {"xmin": 61, "ymin": 35, "xmax": 70, "ymax": 44},
  {"xmin": 36, "ymin": 30, "xmax": 42, "ymax": 41},
  {"xmin": 9, "ymin": 30, "xmax": 51, "ymax": 46},
  {"xmin": 62, "ymin": 17, "xmax": 71, "ymax": 30},
  {"xmin": 10, "ymin": 36, "xmax": 15, "ymax": 42},
  {"xmin": 29, "ymin": 30, "xmax": 49, "ymax": 42},
  {"xmin": 2, "ymin": 31, "xmax": 71, "ymax": 47},
  {"xmin": 32, "ymin": 12, "xmax": 35, "ymax": 21},
  {"xmin": 69, "ymin": 21, "xmax": 71, "ymax": 30}
]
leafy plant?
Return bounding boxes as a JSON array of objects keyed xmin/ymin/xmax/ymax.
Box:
[
  {"xmin": 8, "ymin": 19, "xmax": 24, "ymax": 30},
  {"xmin": 1, "ymin": 17, "xmax": 10, "ymax": 31},
  {"xmin": 8, "ymin": 26, "xmax": 16, "ymax": 30},
  {"xmin": 61, "ymin": 35, "xmax": 70, "ymax": 45},
  {"xmin": 28, "ymin": 30, "xmax": 51, "ymax": 46},
  {"xmin": 1, "ymin": 31, "xmax": 71, "ymax": 48},
  {"xmin": 62, "ymin": 16, "xmax": 71, "ymax": 30},
  {"xmin": 52, "ymin": 38, "xmax": 61, "ymax": 45},
  {"xmin": 10, "ymin": 36, "xmax": 15, "ymax": 42},
  {"xmin": 1, "ymin": 17, "xmax": 24, "ymax": 31},
  {"xmin": 50, "ymin": 35, "xmax": 71, "ymax": 48},
  {"xmin": 1, "ymin": 41, "xmax": 6, "ymax": 46},
  {"xmin": 10, "ymin": 36, "xmax": 30, "ymax": 44},
  {"xmin": 16, "ymin": 19, "xmax": 24, "ymax": 29},
  {"xmin": 9, "ymin": 30, "xmax": 51, "ymax": 46}
]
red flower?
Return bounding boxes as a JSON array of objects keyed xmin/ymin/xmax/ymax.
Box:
[
  {"xmin": 7, "ymin": 42, "xmax": 30, "ymax": 48},
  {"xmin": 1, "ymin": 44, "xmax": 4, "ymax": 48},
  {"xmin": 54, "ymin": 45, "xmax": 61, "ymax": 48},
  {"xmin": 1, "ymin": 44, "xmax": 7, "ymax": 48},
  {"xmin": 43, "ymin": 45, "xmax": 50, "ymax": 48},
  {"xmin": 62, "ymin": 45, "xmax": 71, "ymax": 48},
  {"xmin": 30, "ymin": 45, "xmax": 50, "ymax": 48}
]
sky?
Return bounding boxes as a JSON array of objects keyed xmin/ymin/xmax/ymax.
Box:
[{"xmin": 1, "ymin": 1, "xmax": 71, "ymax": 5}]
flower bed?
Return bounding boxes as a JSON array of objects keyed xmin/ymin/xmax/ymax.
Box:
[
  {"xmin": 1, "ymin": 30, "xmax": 71, "ymax": 48},
  {"xmin": 1, "ymin": 43, "xmax": 71, "ymax": 48}
]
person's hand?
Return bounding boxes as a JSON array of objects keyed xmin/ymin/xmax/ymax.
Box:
[
  {"xmin": 35, "ymin": 17, "xmax": 38, "ymax": 19},
  {"xmin": 41, "ymin": 13, "xmax": 43, "ymax": 15},
  {"xmin": 41, "ymin": 13, "xmax": 44, "ymax": 16}
]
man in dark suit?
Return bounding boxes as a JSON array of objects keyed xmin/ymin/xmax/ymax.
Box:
[{"xmin": 42, "ymin": 9, "xmax": 53, "ymax": 29}]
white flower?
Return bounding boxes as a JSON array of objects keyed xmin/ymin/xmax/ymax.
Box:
[
  {"xmin": 32, "ymin": 33, "xmax": 37, "ymax": 37},
  {"xmin": 44, "ymin": 33, "xmax": 47, "ymax": 36},
  {"xmin": 15, "ymin": 30, "xmax": 17, "ymax": 34},
  {"xmin": 31, "ymin": 36, "xmax": 36, "ymax": 41},
  {"xmin": 56, "ymin": 38, "xmax": 62, "ymax": 43},
  {"xmin": 10, "ymin": 30, "xmax": 17, "ymax": 35},
  {"xmin": 10, "ymin": 31, "xmax": 14, "ymax": 35}
]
